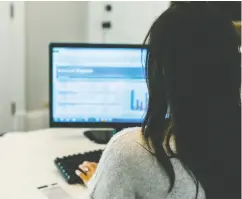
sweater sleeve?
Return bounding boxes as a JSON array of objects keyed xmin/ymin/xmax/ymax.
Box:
[{"xmin": 87, "ymin": 131, "xmax": 139, "ymax": 199}]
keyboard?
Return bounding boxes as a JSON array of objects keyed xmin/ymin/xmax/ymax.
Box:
[{"xmin": 54, "ymin": 149, "xmax": 103, "ymax": 184}]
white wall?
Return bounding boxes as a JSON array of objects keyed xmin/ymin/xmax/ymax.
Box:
[
  {"xmin": 87, "ymin": 1, "xmax": 169, "ymax": 43},
  {"xmin": 25, "ymin": 1, "xmax": 88, "ymax": 111}
]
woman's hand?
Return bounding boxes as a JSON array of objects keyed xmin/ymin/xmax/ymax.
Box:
[{"xmin": 75, "ymin": 161, "xmax": 98, "ymax": 185}]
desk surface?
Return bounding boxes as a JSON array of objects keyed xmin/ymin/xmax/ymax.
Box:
[{"xmin": 0, "ymin": 128, "xmax": 106, "ymax": 199}]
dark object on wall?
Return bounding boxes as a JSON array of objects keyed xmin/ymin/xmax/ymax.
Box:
[
  {"xmin": 102, "ymin": 21, "xmax": 112, "ymax": 29},
  {"xmin": 9, "ymin": 2, "xmax": 14, "ymax": 19},
  {"xmin": 105, "ymin": 4, "xmax": 112, "ymax": 12}
]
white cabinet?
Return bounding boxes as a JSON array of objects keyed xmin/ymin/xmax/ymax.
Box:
[
  {"xmin": 0, "ymin": 2, "xmax": 13, "ymax": 133},
  {"xmin": 0, "ymin": 2, "xmax": 26, "ymax": 133},
  {"xmin": 0, "ymin": 2, "xmax": 88, "ymax": 132}
]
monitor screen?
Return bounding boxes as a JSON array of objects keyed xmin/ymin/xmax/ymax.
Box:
[{"xmin": 51, "ymin": 45, "xmax": 148, "ymax": 125}]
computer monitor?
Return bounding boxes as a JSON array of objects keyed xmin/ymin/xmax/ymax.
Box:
[{"xmin": 49, "ymin": 43, "xmax": 148, "ymax": 142}]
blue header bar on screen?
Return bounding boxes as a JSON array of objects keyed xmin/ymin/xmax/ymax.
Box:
[{"xmin": 56, "ymin": 66, "xmax": 145, "ymax": 79}]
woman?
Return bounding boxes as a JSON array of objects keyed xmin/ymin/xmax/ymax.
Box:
[{"xmin": 75, "ymin": 2, "xmax": 241, "ymax": 198}]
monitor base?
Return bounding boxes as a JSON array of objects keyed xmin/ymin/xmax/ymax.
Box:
[{"xmin": 84, "ymin": 128, "xmax": 122, "ymax": 144}]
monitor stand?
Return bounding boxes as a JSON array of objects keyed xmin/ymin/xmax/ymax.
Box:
[{"xmin": 84, "ymin": 128, "xmax": 122, "ymax": 144}]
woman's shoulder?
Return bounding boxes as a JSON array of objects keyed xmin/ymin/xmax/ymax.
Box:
[
  {"xmin": 101, "ymin": 127, "xmax": 145, "ymax": 163},
  {"xmin": 108, "ymin": 127, "xmax": 141, "ymax": 145}
]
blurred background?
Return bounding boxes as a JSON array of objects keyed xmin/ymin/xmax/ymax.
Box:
[{"xmin": 0, "ymin": 1, "xmax": 240, "ymax": 132}]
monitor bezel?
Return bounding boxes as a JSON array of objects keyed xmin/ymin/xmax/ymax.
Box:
[{"xmin": 49, "ymin": 43, "xmax": 148, "ymax": 129}]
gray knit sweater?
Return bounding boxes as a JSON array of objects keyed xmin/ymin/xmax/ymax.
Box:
[{"xmin": 87, "ymin": 127, "xmax": 205, "ymax": 199}]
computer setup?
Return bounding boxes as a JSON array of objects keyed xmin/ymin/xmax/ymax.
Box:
[{"xmin": 49, "ymin": 43, "xmax": 149, "ymax": 184}]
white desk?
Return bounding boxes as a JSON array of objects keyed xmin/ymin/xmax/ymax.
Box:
[{"xmin": 0, "ymin": 128, "xmax": 107, "ymax": 199}]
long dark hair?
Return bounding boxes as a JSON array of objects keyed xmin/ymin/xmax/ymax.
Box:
[{"xmin": 142, "ymin": 2, "xmax": 241, "ymax": 198}]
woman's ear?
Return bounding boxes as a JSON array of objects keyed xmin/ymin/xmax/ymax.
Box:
[
  {"xmin": 233, "ymin": 21, "xmax": 241, "ymax": 45},
  {"xmin": 233, "ymin": 21, "xmax": 241, "ymax": 35}
]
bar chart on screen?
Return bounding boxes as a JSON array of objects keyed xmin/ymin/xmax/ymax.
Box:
[{"xmin": 130, "ymin": 90, "xmax": 148, "ymax": 111}]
